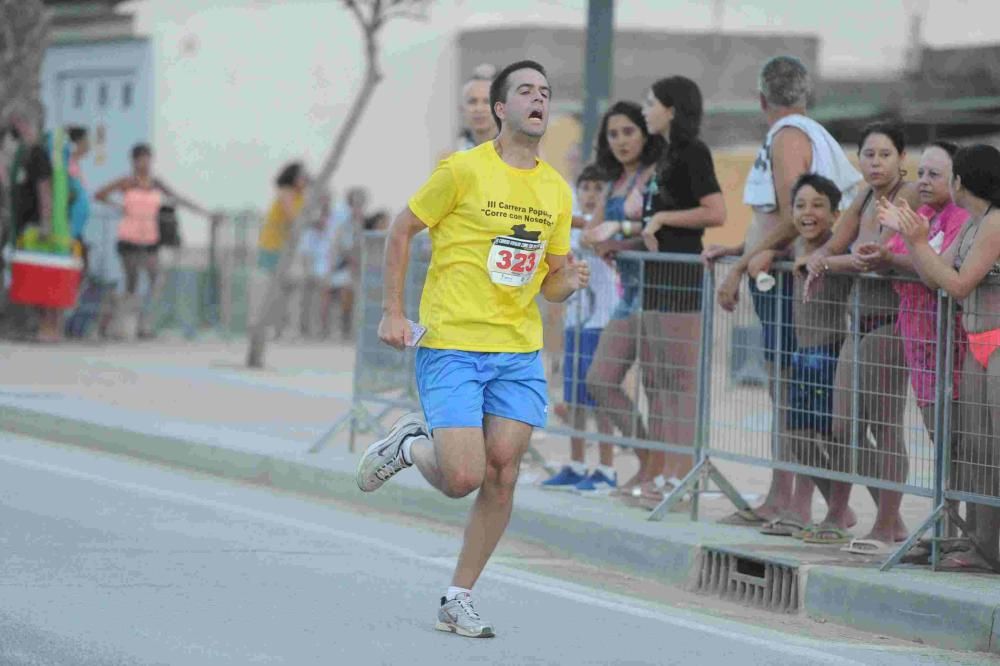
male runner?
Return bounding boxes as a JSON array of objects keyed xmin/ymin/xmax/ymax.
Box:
[{"xmin": 356, "ymin": 60, "xmax": 589, "ymax": 638}]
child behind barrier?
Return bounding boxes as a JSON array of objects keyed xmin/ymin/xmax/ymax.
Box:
[
  {"xmin": 747, "ymin": 174, "xmax": 855, "ymax": 542},
  {"xmin": 542, "ymin": 165, "xmax": 620, "ymax": 493}
]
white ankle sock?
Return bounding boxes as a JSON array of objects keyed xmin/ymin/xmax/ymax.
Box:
[
  {"xmin": 446, "ymin": 585, "xmax": 471, "ymax": 601},
  {"xmin": 568, "ymin": 461, "xmax": 587, "ymax": 475},
  {"xmin": 401, "ymin": 434, "xmax": 426, "ymax": 465}
]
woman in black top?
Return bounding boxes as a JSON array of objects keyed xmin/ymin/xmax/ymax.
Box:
[{"xmin": 635, "ymin": 76, "xmax": 726, "ymax": 504}]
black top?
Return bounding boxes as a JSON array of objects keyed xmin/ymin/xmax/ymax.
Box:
[
  {"xmin": 641, "ymin": 139, "xmax": 721, "ymax": 313},
  {"xmin": 11, "ymin": 144, "xmax": 53, "ymax": 234}
]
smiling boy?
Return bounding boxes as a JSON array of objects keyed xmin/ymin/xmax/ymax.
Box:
[{"xmin": 747, "ymin": 174, "xmax": 854, "ymax": 541}]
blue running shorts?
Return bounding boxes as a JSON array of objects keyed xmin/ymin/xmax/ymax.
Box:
[{"xmin": 415, "ymin": 348, "xmax": 548, "ymax": 432}]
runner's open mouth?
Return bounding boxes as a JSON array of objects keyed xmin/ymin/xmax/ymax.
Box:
[{"xmin": 529, "ymin": 110, "xmax": 543, "ymax": 120}]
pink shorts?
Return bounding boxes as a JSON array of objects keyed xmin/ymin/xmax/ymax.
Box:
[{"xmin": 968, "ymin": 329, "xmax": 1000, "ymax": 369}]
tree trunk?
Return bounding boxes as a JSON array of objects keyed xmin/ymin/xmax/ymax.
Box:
[
  {"xmin": 245, "ymin": 24, "xmax": 383, "ymax": 368},
  {"xmin": 0, "ymin": 0, "xmax": 49, "ymax": 114},
  {"xmin": 0, "ymin": 0, "xmax": 49, "ymax": 319}
]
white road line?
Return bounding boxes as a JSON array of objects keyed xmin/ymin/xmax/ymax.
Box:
[{"xmin": 0, "ymin": 450, "xmax": 870, "ymax": 665}]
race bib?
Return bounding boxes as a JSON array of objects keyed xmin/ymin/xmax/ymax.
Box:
[{"xmin": 487, "ymin": 235, "xmax": 545, "ymax": 287}]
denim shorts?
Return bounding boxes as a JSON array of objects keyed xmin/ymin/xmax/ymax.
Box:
[
  {"xmin": 415, "ymin": 348, "xmax": 548, "ymax": 431},
  {"xmin": 785, "ymin": 342, "xmax": 841, "ymax": 436}
]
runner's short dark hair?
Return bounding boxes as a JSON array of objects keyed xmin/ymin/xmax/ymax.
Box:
[
  {"xmin": 576, "ymin": 164, "xmax": 604, "ymax": 187},
  {"xmin": 791, "ymin": 173, "xmax": 842, "ymax": 212},
  {"xmin": 489, "ymin": 60, "xmax": 548, "ymax": 130}
]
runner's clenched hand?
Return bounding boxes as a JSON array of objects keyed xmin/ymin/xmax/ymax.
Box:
[{"xmin": 378, "ymin": 311, "xmax": 411, "ymax": 350}]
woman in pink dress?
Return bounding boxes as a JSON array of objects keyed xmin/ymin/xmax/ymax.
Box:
[{"xmin": 866, "ymin": 142, "xmax": 970, "ymax": 432}]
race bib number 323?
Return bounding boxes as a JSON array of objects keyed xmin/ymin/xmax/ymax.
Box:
[{"xmin": 487, "ymin": 236, "xmax": 545, "ymax": 287}]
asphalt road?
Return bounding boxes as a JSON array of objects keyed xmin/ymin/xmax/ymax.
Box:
[{"xmin": 0, "ymin": 433, "xmax": 993, "ymax": 666}]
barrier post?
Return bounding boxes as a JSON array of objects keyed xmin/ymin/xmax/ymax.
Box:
[
  {"xmin": 849, "ymin": 281, "xmax": 862, "ymax": 475},
  {"xmin": 881, "ymin": 289, "xmax": 953, "ymax": 571}
]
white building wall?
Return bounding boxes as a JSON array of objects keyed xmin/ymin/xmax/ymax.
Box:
[{"xmin": 117, "ymin": 0, "xmax": 999, "ymax": 246}]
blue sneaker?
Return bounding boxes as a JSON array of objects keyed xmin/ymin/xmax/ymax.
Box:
[
  {"xmin": 574, "ymin": 469, "xmax": 617, "ymax": 495},
  {"xmin": 541, "ymin": 465, "xmax": 587, "ymax": 490}
]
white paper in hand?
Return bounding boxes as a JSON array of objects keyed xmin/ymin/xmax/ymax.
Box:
[{"xmin": 406, "ymin": 320, "xmax": 427, "ymax": 348}]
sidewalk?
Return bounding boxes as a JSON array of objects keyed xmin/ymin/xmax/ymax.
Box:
[{"xmin": 1, "ymin": 336, "xmax": 998, "ymax": 655}]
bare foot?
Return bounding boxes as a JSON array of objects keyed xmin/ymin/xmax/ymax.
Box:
[
  {"xmin": 858, "ymin": 530, "xmax": 900, "ymax": 546},
  {"xmin": 940, "ymin": 549, "xmax": 997, "ymax": 572},
  {"xmin": 820, "ymin": 507, "xmax": 858, "ymax": 530},
  {"xmin": 894, "ymin": 515, "xmax": 909, "ymax": 542},
  {"xmin": 752, "ymin": 503, "xmax": 786, "ymax": 522}
]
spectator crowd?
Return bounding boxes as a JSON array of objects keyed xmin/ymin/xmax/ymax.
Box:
[
  {"xmin": 0, "ymin": 99, "xmax": 378, "ymax": 345},
  {"xmin": 484, "ymin": 55, "xmax": 999, "ymax": 574}
]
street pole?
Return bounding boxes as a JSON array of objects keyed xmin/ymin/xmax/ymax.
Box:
[{"xmin": 580, "ymin": 0, "xmax": 613, "ymax": 164}]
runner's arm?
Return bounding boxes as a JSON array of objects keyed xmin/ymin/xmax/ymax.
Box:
[
  {"xmin": 382, "ymin": 207, "xmax": 427, "ymax": 315},
  {"xmin": 378, "ymin": 207, "xmax": 428, "ymax": 349}
]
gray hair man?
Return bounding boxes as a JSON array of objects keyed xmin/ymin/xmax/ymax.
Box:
[{"xmin": 703, "ymin": 55, "xmax": 861, "ymax": 526}]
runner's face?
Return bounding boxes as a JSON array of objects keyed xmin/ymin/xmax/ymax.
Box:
[
  {"xmin": 859, "ymin": 133, "xmax": 902, "ymax": 189},
  {"xmin": 605, "ymin": 114, "xmax": 645, "ymax": 168},
  {"xmin": 792, "ymin": 184, "xmax": 835, "ymax": 241},
  {"xmin": 462, "ymin": 80, "xmax": 493, "ymax": 135},
  {"xmin": 917, "ymin": 146, "xmax": 952, "ymax": 208},
  {"xmin": 496, "ymin": 68, "xmax": 550, "ymax": 138},
  {"xmin": 577, "ymin": 180, "xmax": 603, "ymax": 214}
]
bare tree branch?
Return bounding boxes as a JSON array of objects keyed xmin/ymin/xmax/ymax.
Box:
[{"xmin": 246, "ymin": 0, "xmax": 431, "ymax": 368}]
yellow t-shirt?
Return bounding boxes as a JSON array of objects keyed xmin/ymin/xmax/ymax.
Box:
[
  {"xmin": 258, "ymin": 191, "xmax": 304, "ymax": 252},
  {"xmin": 409, "ymin": 141, "xmax": 572, "ymax": 352}
]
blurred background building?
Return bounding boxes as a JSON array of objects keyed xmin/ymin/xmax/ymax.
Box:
[{"xmin": 39, "ymin": 0, "xmax": 1000, "ymax": 250}]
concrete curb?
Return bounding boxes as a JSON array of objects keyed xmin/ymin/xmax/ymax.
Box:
[
  {"xmin": 2, "ymin": 403, "xmax": 997, "ymax": 655},
  {"xmin": 804, "ymin": 567, "xmax": 1000, "ymax": 653}
]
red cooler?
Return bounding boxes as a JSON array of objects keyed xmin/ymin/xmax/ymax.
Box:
[{"xmin": 8, "ymin": 251, "xmax": 83, "ymax": 309}]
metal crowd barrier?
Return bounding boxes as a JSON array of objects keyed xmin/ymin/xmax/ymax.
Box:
[
  {"xmin": 328, "ymin": 231, "xmax": 1000, "ymax": 573},
  {"xmin": 309, "ymin": 230, "xmax": 428, "ymax": 452},
  {"xmin": 64, "ymin": 207, "xmax": 261, "ymax": 339}
]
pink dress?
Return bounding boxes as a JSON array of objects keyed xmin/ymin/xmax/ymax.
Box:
[{"xmin": 885, "ymin": 202, "xmax": 969, "ymax": 406}]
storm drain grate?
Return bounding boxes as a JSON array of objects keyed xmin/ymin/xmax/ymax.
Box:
[{"xmin": 694, "ymin": 549, "xmax": 799, "ymax": 613}]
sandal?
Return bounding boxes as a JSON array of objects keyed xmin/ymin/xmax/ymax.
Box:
[
  {"xmin": 717, "ymin": 508, "xmax": 766, "ymax": 526},
  {"xmin": 759, "ymin": 515, "xmax": 807, "ymax": 537},
  {"xmin": 802, "ymin": 525, "xmax": 853, "ymax": 545},
  {"xmin": 619, "ymin": 477, "xmax": 674, "ymax": 509},
  {"xmin": 840, "ymin": 538, "xmax": 896, "ymax": 556}
]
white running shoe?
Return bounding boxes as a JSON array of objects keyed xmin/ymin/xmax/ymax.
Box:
[
  {"xmin": 355, "ymin": 412, "xmax": 428, "ymax": 492},
  {"xmin": 436, "ymin": 593, "xmax": 495, "ymax": 638}
]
